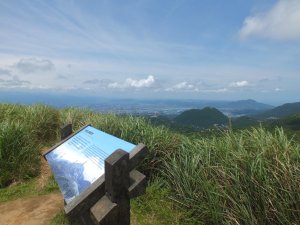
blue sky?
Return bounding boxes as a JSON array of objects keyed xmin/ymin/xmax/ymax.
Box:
[{"xmin": 0, "ymin": 0, "xmax": 299, "ymax": 104}]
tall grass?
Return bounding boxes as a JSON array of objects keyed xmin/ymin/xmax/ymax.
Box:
[
  {"xmin": 162, "ymin": 126, "xmax": 300, "ymax": 224},
  {"xmin": 60, "ymin": 108, "xmax": 181, "ymax": 175},
  {"xmin": 0, "ymin": 121, "xmax": 40, "ymax": 187},
  {"xmin": 0, "ymin": 104, "xmax": 61, "ymax": 187},
  {"xmin": 1, "ymin": 104, "xmax": 299, "ymax": 224},
  {"xmin": 0, "ymin": 104, "xmax": 60, "ymax": 142}
]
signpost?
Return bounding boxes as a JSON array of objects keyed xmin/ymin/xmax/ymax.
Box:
[{"xmin": 43, "ymin": 124, "xmax": 148, "ymax": 225}]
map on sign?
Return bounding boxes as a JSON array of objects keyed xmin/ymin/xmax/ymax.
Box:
[{"xmin": 45, "ymin": 125, "xmax": 136, "ymax": 204}]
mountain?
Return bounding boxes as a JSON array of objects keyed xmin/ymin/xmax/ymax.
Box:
[
  {"xmin": 231, "ymin": 116, "xmax": 259, "ymax": 128},
  {"xmin": 255, "ymin": 102, "xmax": 300, "ymax": 119},
  {"xmin": 222, "ymin": 99, "xmax": 273, "ymax": 110},
  {"xmin": 217, "ymin": 99, "xmax": 274, "ymax": 116},
  {"xmin": 274, "ymin": 113, "xmax": 300, "ymax": 131},
  {"xmin": 174, "ymin": 107, "xmax": 228, "ymax": 128}
]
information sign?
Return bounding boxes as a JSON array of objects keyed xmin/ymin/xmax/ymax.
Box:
[{"xmin": 45, "ymin": 125, "xmax": 136, "ymax": 204}]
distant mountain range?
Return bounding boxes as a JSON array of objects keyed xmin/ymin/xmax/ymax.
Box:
[
  {"xmin": 1, "ymin": 90, "xmax": 299, "ymax": 131},
  {"xmin": 158, "ymin": 102, "xmax": 300, "ymax": 130},
  {"xmin": 0, "ymin": 91, "xmax": 274, "ymax": 116},
  {"xmin": 255, "ymin": 102, "xmax": 300, "ymax": 119}
]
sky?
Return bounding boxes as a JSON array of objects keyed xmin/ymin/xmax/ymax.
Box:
[{"xmin": 0, "ymin": 0, "xmax": 299, "ymax": 104}]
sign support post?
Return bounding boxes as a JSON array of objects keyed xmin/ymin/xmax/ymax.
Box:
[{"xmin": 45, "ymin": 124, "xmax": 148, "ymax": 225}]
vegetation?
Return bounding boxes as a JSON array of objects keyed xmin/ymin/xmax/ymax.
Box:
[
  {"xmin": 162, "ymin": 127, "xmax": 300, "ymax": 224},
  {"xmin": 0, "ymin": 104, "xmax": 60, "ymax": 187},
  {"xmin": 0, "ymin": 103, "xmax": 300, "ymax": 224},
  {"xmin": 174, "ymin": 107, "xmax": 228, "ymax": 128},
  {"xmin": 255, "ymin": 102, "xmax": 300, "ymax": 119}
]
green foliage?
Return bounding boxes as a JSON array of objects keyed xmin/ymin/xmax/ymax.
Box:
[
  {"xmin": 256, "ymin": 102, "xmax": 300, "ymax": 119},
  {"xmin": 162, "ymin": 126, "xmax": 300, "ymax": 224},
  {"xmin": 60, "ymin": 108, "xmax": 181, "ymax": 176},
  {"xmin": 48, "ymin": 180, "xmax": 188, "ymax": 225},
  {"xmin": 0, "ymin": 179, "xmax": 38, "ymax": 202},
  {"xmin": 1, "ymin": 103, "xmax": 300, "ymax": 224},
  {"xmin": 231, "ymin": 115, "xmax": 259, "ymax": 128},
  {"xmin": 24, "ymin": 105, "xmax": 60, "ymax": 142},
  {"xmin": 0, "ymin": 122, "xmax": 40, "ymax": 187},
  {"xmin": 174, "ymin": 107, "xmax": 228, "ymax": 128},
  {"xmin": 0, "ymin": 104, "xmax": 60, "ymax": 187},
  {"xmin": 42, "ymin": 175, "xmax": 60, "ymax": 193},
  {"xmin": 48, "ymin": 210, "xmax": 81, "ymax": 225},
  {"xmin": 131, "ymin": 179, "xmax": 192, "ymax": 225}
]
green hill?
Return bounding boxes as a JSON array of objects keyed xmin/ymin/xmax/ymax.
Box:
[
  {"xmin": 231, "ymin": 116, "xmax": 259, "ymax": 128},
  {"xmin": 174, "ymin": 107, "xmax": 228, "ymax": 128},
  {"xmin": 256, "ymin": 102, "xmax": 300, "ymax": 119},
  {"xmin": 277, "ymin": 113, "xmax": 300, "ymax": 131}
]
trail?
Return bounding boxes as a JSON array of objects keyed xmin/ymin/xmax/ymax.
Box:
[
  {"xmin": 0, "ymin": 193, "xmax": 63, "ymax": 225},
  {"xmin": 0, "ymin": 154, "xmax": 64, "ymax": 225}
]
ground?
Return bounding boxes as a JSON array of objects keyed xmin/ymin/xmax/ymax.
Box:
[
  {"xmin": 0, "ymin": 153, "xmax": 64, "ymax": 225},
  {"xmin": 0, "ymin": 193, "xmax": 63, "ymax": 225},
  {"xmin": 0, "ymin": 153, "xmax": 141, "ymax": 225}
]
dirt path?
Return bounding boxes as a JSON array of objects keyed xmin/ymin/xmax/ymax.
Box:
[
  {"xmin": 0, "ymin": 152, "xmax": 64, "ymax": 225},
  {"xmin": 0, "ymin": 193, "xmax": 63, "ymax": 225}
]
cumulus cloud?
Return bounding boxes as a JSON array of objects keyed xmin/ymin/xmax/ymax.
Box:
[
  {"xmin": 229, "ymin": 80, "xmax": 249, "ymax": 88},
  {"xmin": 240, "ymin": 0, "xmax": 300, "ymax": 40},
  {"xmin": 165, "ymin": 81, "xmax": 197, "ymax": 92},
  {"xmin": 13, "ymin": 58, "xmax": 55, "ymax": 73},
  {"xmin": 108, "ymin": 75, "xmax": 155, "ymax": 89}
]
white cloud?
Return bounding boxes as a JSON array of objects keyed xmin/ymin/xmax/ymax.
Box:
[
  {"xmin": 200, "ymin": 88, "xmax": 228, "ymax": 93},
  {"xmin": 275, "ymin": 87, "xmax": 281, "ymax": 92},
  {"xmin": 165, "ymin": 81, "xmax": 197, "ymax": 92},
  {"xmin": 173, "ymin": 82, "xmax": 194, "ymax": 90},
  {"xmin": 126, "ymin": 75, "xmax": 155, "ymax": 88},
  {"xmin": 240, "ymin": 0, "xmax": 300, "ymax": 40},
  {"xmin": 108, "ymin": 75, "xmax": 155, "ymax": 89},
  {"xmin": 229, "ymin": 80, "xmax": 249, "ymax": 88},
  {"xmin": 13, "ymin": 58, "xmax": 55, "ymax": 73}
]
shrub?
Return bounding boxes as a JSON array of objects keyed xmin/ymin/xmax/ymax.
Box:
[
  {"xmin": 23, "ymin": 105, "xmax": 60, "ymax": 142},
  {"xmin": 0, "ymin": 122, "xmax": 40, "ymax": 187}
]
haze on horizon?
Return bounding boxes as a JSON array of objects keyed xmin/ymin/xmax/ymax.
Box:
[{"xmin": 0, "ymin": 0, "xmax": 300, "ymax": 105}]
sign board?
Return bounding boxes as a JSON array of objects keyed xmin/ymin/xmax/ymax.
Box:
[{"xmin": 45, "ymin": 125, "xmax": 136, "ymax": 204}]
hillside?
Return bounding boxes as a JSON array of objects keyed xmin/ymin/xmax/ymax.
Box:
[
  {"xmin": 231, "ymin": 116, "xmax": 259, "ymax": 128},
  {"xmin": 279, "ymin": 113, "xmax": 300, "ymax": 131},
  {"xmin": 221, "ymin": 99, "xmax": 273, "ymax": 110},
  {"xmin": 1, "ymin": 103, "xmax": 300, "ymax": 224},
  {"xmin": 256, "ymin": 102, "xmax": 300, "ymax": 119},
  {"xmin": 174, "ymin": 107, "xmax": 228, "ymax": 128}
]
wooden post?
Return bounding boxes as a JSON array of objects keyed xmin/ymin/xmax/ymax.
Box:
[
  {"xmin": 64, "ymin": 144, "xmax": 148, "ymax": 219},
  {"xmin": 90, "ymin": 149, "xmax": 130, "ymax": 225},
  {"xmin": 61, "ymin": 123, "xmax": 72, "ymax": 140},
  {"xmin": 43, "ymin": 124, "xmax": 148, "ymax": 224}
]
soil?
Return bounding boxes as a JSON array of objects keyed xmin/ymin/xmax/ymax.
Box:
[
  {"xmin": 0, "ymin": 193, "xmax": 63, "ymax": 225},
  {"xmin": 0, "ymin": 152, "xmax": 64, "ymax": 225},
  {"xmin": 0, "ymin": 151, "xmax": 140, "ymax": 225}
]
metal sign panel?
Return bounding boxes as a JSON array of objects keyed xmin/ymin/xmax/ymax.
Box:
[{"xmin": 45, "ymin": 125, "xmax": 136, "ymax": 204}]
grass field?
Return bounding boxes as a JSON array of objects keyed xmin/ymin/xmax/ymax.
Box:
[{"xmin": 0, "ymin": 104, "xmax": 299, "ymax": 224}]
